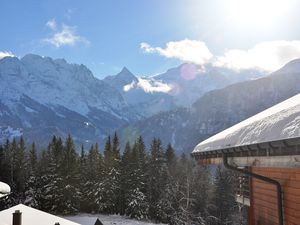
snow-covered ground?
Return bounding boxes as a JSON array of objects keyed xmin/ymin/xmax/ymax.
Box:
[{"xmin": 64, "ymin": 214, "xmax": 166, "ymax": 225}]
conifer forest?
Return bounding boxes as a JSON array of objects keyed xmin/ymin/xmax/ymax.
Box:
[{"xmin": 0, "ymin": 135, "xmax": 246, "ymax": 225}]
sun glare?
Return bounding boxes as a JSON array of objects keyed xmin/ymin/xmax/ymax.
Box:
[{"xmin": 226, "ymin": 0, "xmax": 292, "ymax": 26}]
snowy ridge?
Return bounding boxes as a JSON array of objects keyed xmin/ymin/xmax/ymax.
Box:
[
  {"xmin": 0, "ymin": 54, "xmax": 126, "ymax": 116},
  {"xmin": 193, "ymin": 93, "xmax": 300, "ymax": 153},
  {"xmin": 0, "ymin": 55, "xmax": 136, "ymax": 147},
  {"xmin": 0, "ymin": 204, "xmax": 81, "ymax": 225}
]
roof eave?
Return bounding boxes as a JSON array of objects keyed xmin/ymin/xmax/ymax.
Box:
[{"xmin": 191, "ymin": 136, "xmax": 300, "ymax": 160}]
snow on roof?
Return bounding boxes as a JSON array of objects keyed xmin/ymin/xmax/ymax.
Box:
[
  {"xmin": 0, "ymin": 182, "xmax": 10, "ymax": 198},
  {"xmin": 0, "ymin": 204, "xmax": 81, "ymax": 225},
  {"xmin": 193, "ymin": 93, "xmax": 300, "ymax": 153}
]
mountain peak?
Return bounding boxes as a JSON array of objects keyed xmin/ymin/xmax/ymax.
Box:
[
  {"xmin": 21, "ymin": 53, "xmax": 43, "ymax": 62},
  {"xmin": 118, "ymin": 66, "xmax": 135, "ymax": 77},
  {"xmin": 115, "ymin": 67, "xmax": 137, "ymax": 80},
  {"xmin": 103, "ymin": 66, "xmax": 138, "ymax": 90},
  {"xmin": 121, "ymin": 66, "xmax": 130, "ymax": 73}
]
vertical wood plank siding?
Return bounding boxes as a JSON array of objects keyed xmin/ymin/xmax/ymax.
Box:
[{"xmin": 251, "ymin": 167, "xmax": 300, "ymax": 225}]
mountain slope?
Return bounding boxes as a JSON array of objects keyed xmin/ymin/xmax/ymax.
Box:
[
  {"xmin": 104, "ymin": 63, "xmax": 264, "ymax": 117},
  {"xmin": 1, "ymin": 54, "xmax": 127, "ymax": 115},
  {"xmin": 0, "ymin": 54, "xmax": 135, "ymax": 146},
  {"xmin": 119, "ymin": 60, "xmax": 300, "ymax": 153},
  {"xmin": 0, "ymin": 53, "xmax": 272, "ymax": 150}
]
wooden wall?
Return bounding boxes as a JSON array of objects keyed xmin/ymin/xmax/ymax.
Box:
[{"xmin": 250, "ymin": 167, "xmax": 300, "ymax": 225}]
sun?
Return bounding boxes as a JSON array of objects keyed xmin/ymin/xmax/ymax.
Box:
[{"xmin": 226, "ymin": 0, "xmax": 293, "ymax": 26}]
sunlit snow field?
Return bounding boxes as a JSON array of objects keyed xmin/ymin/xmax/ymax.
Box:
[{"xmin": 64, "ymin": 214, "xmax": 166, "ymax": 225}]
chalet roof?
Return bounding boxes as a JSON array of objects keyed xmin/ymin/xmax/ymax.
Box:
[
  {"xmin": 192, "ymin": 93, "xmax": 300, "ymax": 154},
  {"xmin": 0, "ymin": 204, "xmax": 81, "ymax": 225}
]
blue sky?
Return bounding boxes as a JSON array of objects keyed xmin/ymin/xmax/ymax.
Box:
[{"xmin": 1, "ymin": 0, "xmax": 300, "ymax": 78}]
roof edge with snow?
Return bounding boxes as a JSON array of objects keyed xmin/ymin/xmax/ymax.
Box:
[
  {"xmin": 192, "ymin": 136, "xmax": 300, "ymax": 160},
  {"xmin": 192, "ymin": 93, "xmax": 300, "ymax": 159}
]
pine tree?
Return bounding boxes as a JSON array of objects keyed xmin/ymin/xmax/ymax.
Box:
[
  {"xmin": 60, "ymin": 135, "xmax": 81, "ymax": 214},
  {"xmin": 165, "ymin": 144, "xmax": 177, "ymax": 167},
  {"xmin": 99, "ymin": 134, "xmax": 121, "ymax": 214},
  {"xmin": 39, "ymin": 136, "xmax": 68, "ymax": 213},
  {"xmin": 147, "ymin": 138, "xmax": 169, "ymax": 222},
  {"xmin": 190, "ymin": 165, "xmax": 213, "ymax": 225},
  {"xmin": 135, "ymin": 136, "xmax": 148, "ymax": 191},
  {"xmin": 112, "ymin": 132, "xmax": 121, "ymax": 161},
  {"xmin": 119, "ymin": 142, "xmax": 132, "ymax": 215},
  {"xmin": 171, "ymin": 153, "xmax": 195, "ymax": 225},
  {"xmin": 7, "ymin": 137, "xmax": 27, "ymax": 205},
  {"xmin": 38, "ymin": 148, "xmax": 64, "ymax": 213},
  {"xmin": 126, "ymin": 187, "xmax": 149, "ymax": 220},
  {"xmin": 24, "ymin": 142, "xmax": 39, "ymax": 208},
  {"xmin": 84, "ymin": 143, "xmax": 104, "ymax": 213},
  {"xmin": 103, "ymin": 136, "xmax": 112, "ymax": 168},
  {"xmin": 125, "ymin": 138, "xmax": 149, "ymax": 218},
  {"xmin": 79, "ymin": 144, "xmax": 88, "ymax": 212},
  {"xmin": 212, "ymin": 165, "xmax": 237, "ymax": 225}
]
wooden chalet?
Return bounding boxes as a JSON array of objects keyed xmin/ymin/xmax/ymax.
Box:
[{"xmin": 192, "ymin": 93, "xmax": 300, "ymax": 225}]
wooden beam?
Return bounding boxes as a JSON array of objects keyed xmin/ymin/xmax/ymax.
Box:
[
  {"xmin": 197, "ymin": 158, "xmax": 223, "ymax": 165},
  {"xmin": 228, "ymin": 155, "xmax": 300, "ymax": 168}
]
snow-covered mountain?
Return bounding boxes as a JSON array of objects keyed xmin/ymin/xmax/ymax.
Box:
[
  {"xmin": 103, "ymin": 63, "xmax": 264, "ymax": 116},
  {"xmin": 0, "ymin": 53, "xmax": 267, "ymax": 149},
  {"xmin": 0, "ymin": 54, "xmax": 137, "ymax": 147},
  {"xmin": 1, "ymin": 54, "xmax": 127, "ymax": 115},
  {"xmin": 104, "ymin": 68, "xmax": 175, "ymax": 117},
  {"xmin": 119, "ymin": 59, "xmax": 300, "ymax": 153}
]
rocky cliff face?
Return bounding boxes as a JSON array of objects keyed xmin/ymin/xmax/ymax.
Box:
[{"xmin": 0, "ymin": 54, "xmax": 134, "ymax": 147}]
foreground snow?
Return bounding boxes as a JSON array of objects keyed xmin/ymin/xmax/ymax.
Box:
[
  {"xmin": 193, "ymin": 93, "xmax": 300, "ymax": 152},
  {"xmin": 64, "ymin": 214, "xmax": 166, "ymax": 225}
]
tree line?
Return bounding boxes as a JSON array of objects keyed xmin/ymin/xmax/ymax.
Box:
[{"xmin": 0, "ymin": 134, "xmax": 246, "ymax": 225}]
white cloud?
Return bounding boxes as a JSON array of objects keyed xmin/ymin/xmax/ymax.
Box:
[
  {"xmin": 44, "ymin": 23, "xmax": 89, "ymax": 48},
  {"xmin": 141, "ymin": 39, "xmax": 300, "ymax": 72},
  {"xmin": 140, "ymin": 39, "xmax": 213, "ymax": 65},
  {"xmin": 0, "ymin": 51, "xmax": 14, "ymax": 59},
  {"xmin": 46, "ymin": 19, "xmax": 57, "ymax": 30},
  {"xmin": 123, "ymin": 78, "xmax": 172, "ymax": 93},
  {"xmin": 214, "ymin": 41, "xmax": 300, "ymax": 72}
]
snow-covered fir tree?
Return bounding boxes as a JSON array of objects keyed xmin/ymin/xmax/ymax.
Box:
[
  {"xmin": 0, "ymin": 134, "xmax": 245, "ymax": 224},
  {"xmin": 24, "ymin": 142, "xmax": 39, "ymax": 208}
]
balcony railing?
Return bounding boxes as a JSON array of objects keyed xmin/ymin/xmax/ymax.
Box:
[{"xmin": 235, "ymin": 170, "xmax": 250, "ymax": 206}]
